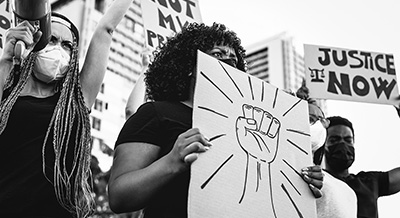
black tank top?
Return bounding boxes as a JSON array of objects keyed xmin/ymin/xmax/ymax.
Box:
[{"xmin": 0, "ymin": 93, "xmax": 72, "ymax": 217}]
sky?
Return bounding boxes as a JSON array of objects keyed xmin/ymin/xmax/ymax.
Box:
[{"xmin": 199, "ymin": 0, "xmax": 400, "ymax": 217}]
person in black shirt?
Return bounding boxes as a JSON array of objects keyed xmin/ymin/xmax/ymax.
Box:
[
  {"xmin": 324, "ymin": 116, "xmax": 400, "ymax": 218},
  {"xmin": 108, "ymin": 22, "xmax": 324, "ymax": 218},
  {"xmin": 0, "ymin": 1, "xmax": 133, "ymax": 217}
]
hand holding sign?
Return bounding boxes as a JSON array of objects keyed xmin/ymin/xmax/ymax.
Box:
[{"xmin": 235, "ymin": 104, "xmax": 280, "ymax": 163}]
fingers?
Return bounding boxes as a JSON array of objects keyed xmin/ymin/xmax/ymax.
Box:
[
  {"xmin": 309, "ymin": 183, "xmax": 323, "ymax": 198},
  {"xmin": 302, "ymin": 165, "xmax": 324, "ymax": 198},
  {"xmin": 5, "ymin": 21, "xmax": 37, "ymax": 47},
  {"xmin": 241, "ymin": 104, "xmax": 280, "ymax": 138},
  {"xmin": 184, "ymin": 153, "xmax": 199, "ymax": 164},
  {"xmin": 175, "ymin": 128, "xmax": 212, "ymax": 165}
]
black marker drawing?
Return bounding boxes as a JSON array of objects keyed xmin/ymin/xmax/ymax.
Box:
[
  {"xmin": 191, "ymin": 53, "xmax": 315, "ymax": 218},
  {"xmin": 309, "ymin": 67, "xmax": 325, "ymax": 82}
]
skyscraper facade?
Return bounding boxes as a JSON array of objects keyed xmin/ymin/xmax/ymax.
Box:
[
  {"xmin": 245, "ymin": 32, "xmax": 305, "ymax": 91},
  {"xmin": 52, "ymin": 0, "xmax": 145, "ymax": 171},
  {"xmin": 245, "ymin": 32, "xmax": 326, "ymax": 113}
]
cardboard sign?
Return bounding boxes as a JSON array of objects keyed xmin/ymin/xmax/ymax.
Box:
[
  {"xmin": 189, "ymin": 50, "xmax": 317, "ymax": 218},
  {"xmin": 304, "ymin": 44, "xmax": 399, "ymax": 105},
  {"xmin": 140, "ymin": 0, "xmax": 202, "ymax": 50},
  {"xmin": 0, "ymin": 0, "xmax": 12, "ymax": 56}
]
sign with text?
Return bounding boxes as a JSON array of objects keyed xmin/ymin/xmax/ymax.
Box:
[
  {"xmin": 304, "ymin": 44, "xmax": 399, "ymax": 105},
  {"xmin": 140, "ymin": 0, "xmax": 202, "ymax": 50},
  {"xmin": 0, "ymin": 0, "xmax": 12, "ymax": 56},
  {"xmin": 189, "ymin": 51, "xmax": 317, "ymax": 218}
]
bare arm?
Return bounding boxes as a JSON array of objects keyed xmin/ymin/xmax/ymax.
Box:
[
  {"xmin": 79, "ymin": 0, "xmax": 133, "ymax": 108},
  {"xmin": 125, "ymin": 73, "xmax": 146, "ymax": 119},
  {"xmin": 388, "ymin": 167, "xmax": 400, "ymax": 195},
  {"xmin": 108, "ymin": 128, "xmax": 211, "ymax": 213},
  {"xmin": 125, "ymin": 49, "xmax": 152, "ymax": 119},
  {"xmin": 108, "ymin": 142, "xmax": 180, "ymax": 213},
  {"xmin": 0, "ymin": 59, "xmax": 12, "ymax": 100}
]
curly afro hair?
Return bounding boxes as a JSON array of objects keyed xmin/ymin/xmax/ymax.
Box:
[{"xmin": 145, "ymin": 22, "xmax": 247, "ymax": 101}]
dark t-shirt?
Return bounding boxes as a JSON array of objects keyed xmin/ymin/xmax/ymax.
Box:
[
  {"xmin": 345, "ymin": 171, "xmax": 389, "ymax": 218},
  {"xmin": 0, "ymin": 94, "xmax": 72, "ymax": 218},
  {"xmin": 115, "ymin": 101, "xmax": 192, "ymax": 218}
]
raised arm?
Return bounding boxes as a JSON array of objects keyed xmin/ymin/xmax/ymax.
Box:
[
  {"xmin": 125, "ymin": 48, "xmax": 152, "ymax": 119},
  {"xmin": 79, "ymin": 0, "xmax": 133, "ymax": 108},
  {"xmin": 388, "ymin": 167, "xmax": 400, "ymax": 195},
  {"xmin": 125, "ymin": 74, "xmax": 146, "ymax": 119}
]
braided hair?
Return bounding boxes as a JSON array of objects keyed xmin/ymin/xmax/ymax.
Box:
[
  {"xmin": 145, "ymin": 22, "xmax": 247, "ymax": 101},
  {"xmin": 0, "ymin": 13, "xmax": 94, "ymax": 218}
]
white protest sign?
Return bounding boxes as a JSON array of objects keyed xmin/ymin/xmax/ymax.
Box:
[
  {"xmin": 140, "ymin": 0, "xmax": 202, "ymax": 50},
  {"xmin": 0, "ymin": 0, "xmax": 12, "ymax": 56},
  {"xmin": 189, "ymin": 50, "xmax": 317, "ymax": 218},
  {"xmin": 304, "ymin": 44, "xmax": 399, "ymax": 105}
]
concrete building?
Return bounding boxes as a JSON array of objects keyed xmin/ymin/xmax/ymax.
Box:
[
  {"xmin": 245, "ymin": 32, "xmax": 305, "ymax": 91},
  {"xmin": 52, "ymin": 0, "xmax": 145, "ymax": 171},
  {"xmin": 245, "ymin": 32, "xmax": 326, "ymax": 112}
]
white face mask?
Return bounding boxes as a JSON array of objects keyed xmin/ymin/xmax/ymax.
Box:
[
  {"xmin": 310, "ymin": 120, "xmax": 327, "ymax": 153},
  {"xmin": 33, "ymin": 45, "xmax": 71, "ymax": 83}
]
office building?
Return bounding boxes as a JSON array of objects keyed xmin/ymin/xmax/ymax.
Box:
[
  {"xmin": 245, "ymin": 32, "xmax": 305, "ymax": 91},
  {"xmin": 245, "ymin": 32, "xmax": 326, "ymax": 112},
  {"xmin": 52, "ymin": 0, "xmax": 145, "ymax": 171}
]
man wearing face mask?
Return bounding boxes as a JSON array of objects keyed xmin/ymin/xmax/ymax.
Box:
[
  {"xmin": 295, "ymin": 81, "xmax": 358, "ymax": 218},
  {"xmin": 307, "ymin": 104, "xmax": 357, "ymax": 218},
  {"xmin": 0, "ymin": 0, "xmax": 134, "ymax": 217},
  {"xmin": 324, "ymin": 116, "xmax": 400, "ymax": 218}
]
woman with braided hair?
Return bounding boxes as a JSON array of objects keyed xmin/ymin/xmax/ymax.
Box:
[{"xmin": 0, "ymin": 0, "xmax": 133, "ymax": 217}]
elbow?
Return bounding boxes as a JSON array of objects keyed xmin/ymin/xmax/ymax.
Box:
[
  {"xmin": 108, "ymin": 184, "xmax": 121, "ymax": 213},
  {"xmin": 108, "ymin": 182, "xmax": 144, "ymax": 213},
  {"xmin": 108, "ymin": 183, "xmax": 127, "ymax": 213}
]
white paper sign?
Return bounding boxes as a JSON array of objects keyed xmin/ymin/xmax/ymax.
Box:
[
  {"xmin": 140, "ymin": 0, "xmax": 202, "ymax": 50},
  {"xmin": 304, "ymin": 44, "xmax": 399, "ymax": 105},
  {"xmin": 0, "ymin": 0, "xmax": 12, "ymax": 56},
  {"xmin": 189, "ymin": 50, "xmax": 317, "ymax": 218}
]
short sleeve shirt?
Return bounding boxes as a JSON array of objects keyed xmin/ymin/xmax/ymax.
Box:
[
  {"xmin": 345, "ymin": 171, "xmax": 389, "ymax": 218},
  {"xmin": 115, "ymin": 101, "xmax": 192, "ymax": 218}
]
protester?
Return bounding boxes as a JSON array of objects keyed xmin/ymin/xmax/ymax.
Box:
[
  {"xmin": 108, "ymin": 22, "xmax": 324, "ymax": 217},
  {"xmin": 295, "ymin": 84, "xmax": 357, "ymax": 218},
  {"xmin": 0, "ymin": 0, "xmax": 133, "ymax": 217},
  {"xmin": 309, "ymin": 104, "xmax": 357, "ymax": 218},
  {"xmin": 125, "ymin": 48, "xmax": 152, "ymax": 119},
  {"xmin": 324, "ymin": 115, "xmax": 400, "ymax": 218}
]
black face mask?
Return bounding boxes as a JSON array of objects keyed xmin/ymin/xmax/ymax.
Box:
[
  {"xmin": 219, "ymin": 58, "xmax": 237, "ymax": 69},
  {"xmin": 325, "ymin": 142, "xmax": 355, "ymax": 172}
]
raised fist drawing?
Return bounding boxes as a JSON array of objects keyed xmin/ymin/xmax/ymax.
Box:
[{"xmin": 235, "ymin": 104, "xmax": 280, "ymax": 163}]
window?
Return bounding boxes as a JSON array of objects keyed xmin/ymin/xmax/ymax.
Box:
[
  {"xmin": 94, "ymin": 99, "xmax": 103, "ymax": 112},
  {"xmin": 95, "ymin": 0, "xmax": 106, "ymax": 13},
  {"xmin": 100, "ymin": 83, "xmax": 105, "ymax": 94},
  {"xmin": 92, "ymin": 117, "xmax": 101, "ymax": 131}
]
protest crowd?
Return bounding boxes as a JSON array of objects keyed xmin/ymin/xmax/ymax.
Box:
[{"xmin": 0, "ymin": 0, "xmax": 399, "ymax": 218}]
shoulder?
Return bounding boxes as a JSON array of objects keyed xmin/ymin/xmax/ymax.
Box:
[
  {"xmin": 355, "ymin": 171, "xmax": 388, "ymax": 179},
  {"xmin": 348, "ymin": 171, "xmax": 389, "ymax": 188}
]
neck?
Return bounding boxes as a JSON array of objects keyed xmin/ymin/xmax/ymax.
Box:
[
  {"xmin": 20, "ymin": 77, "xmax": 57, "ymax": 97},
  {"xmin": 325, "ymin": 164, "xmax": 350, "ymax": 180}
]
